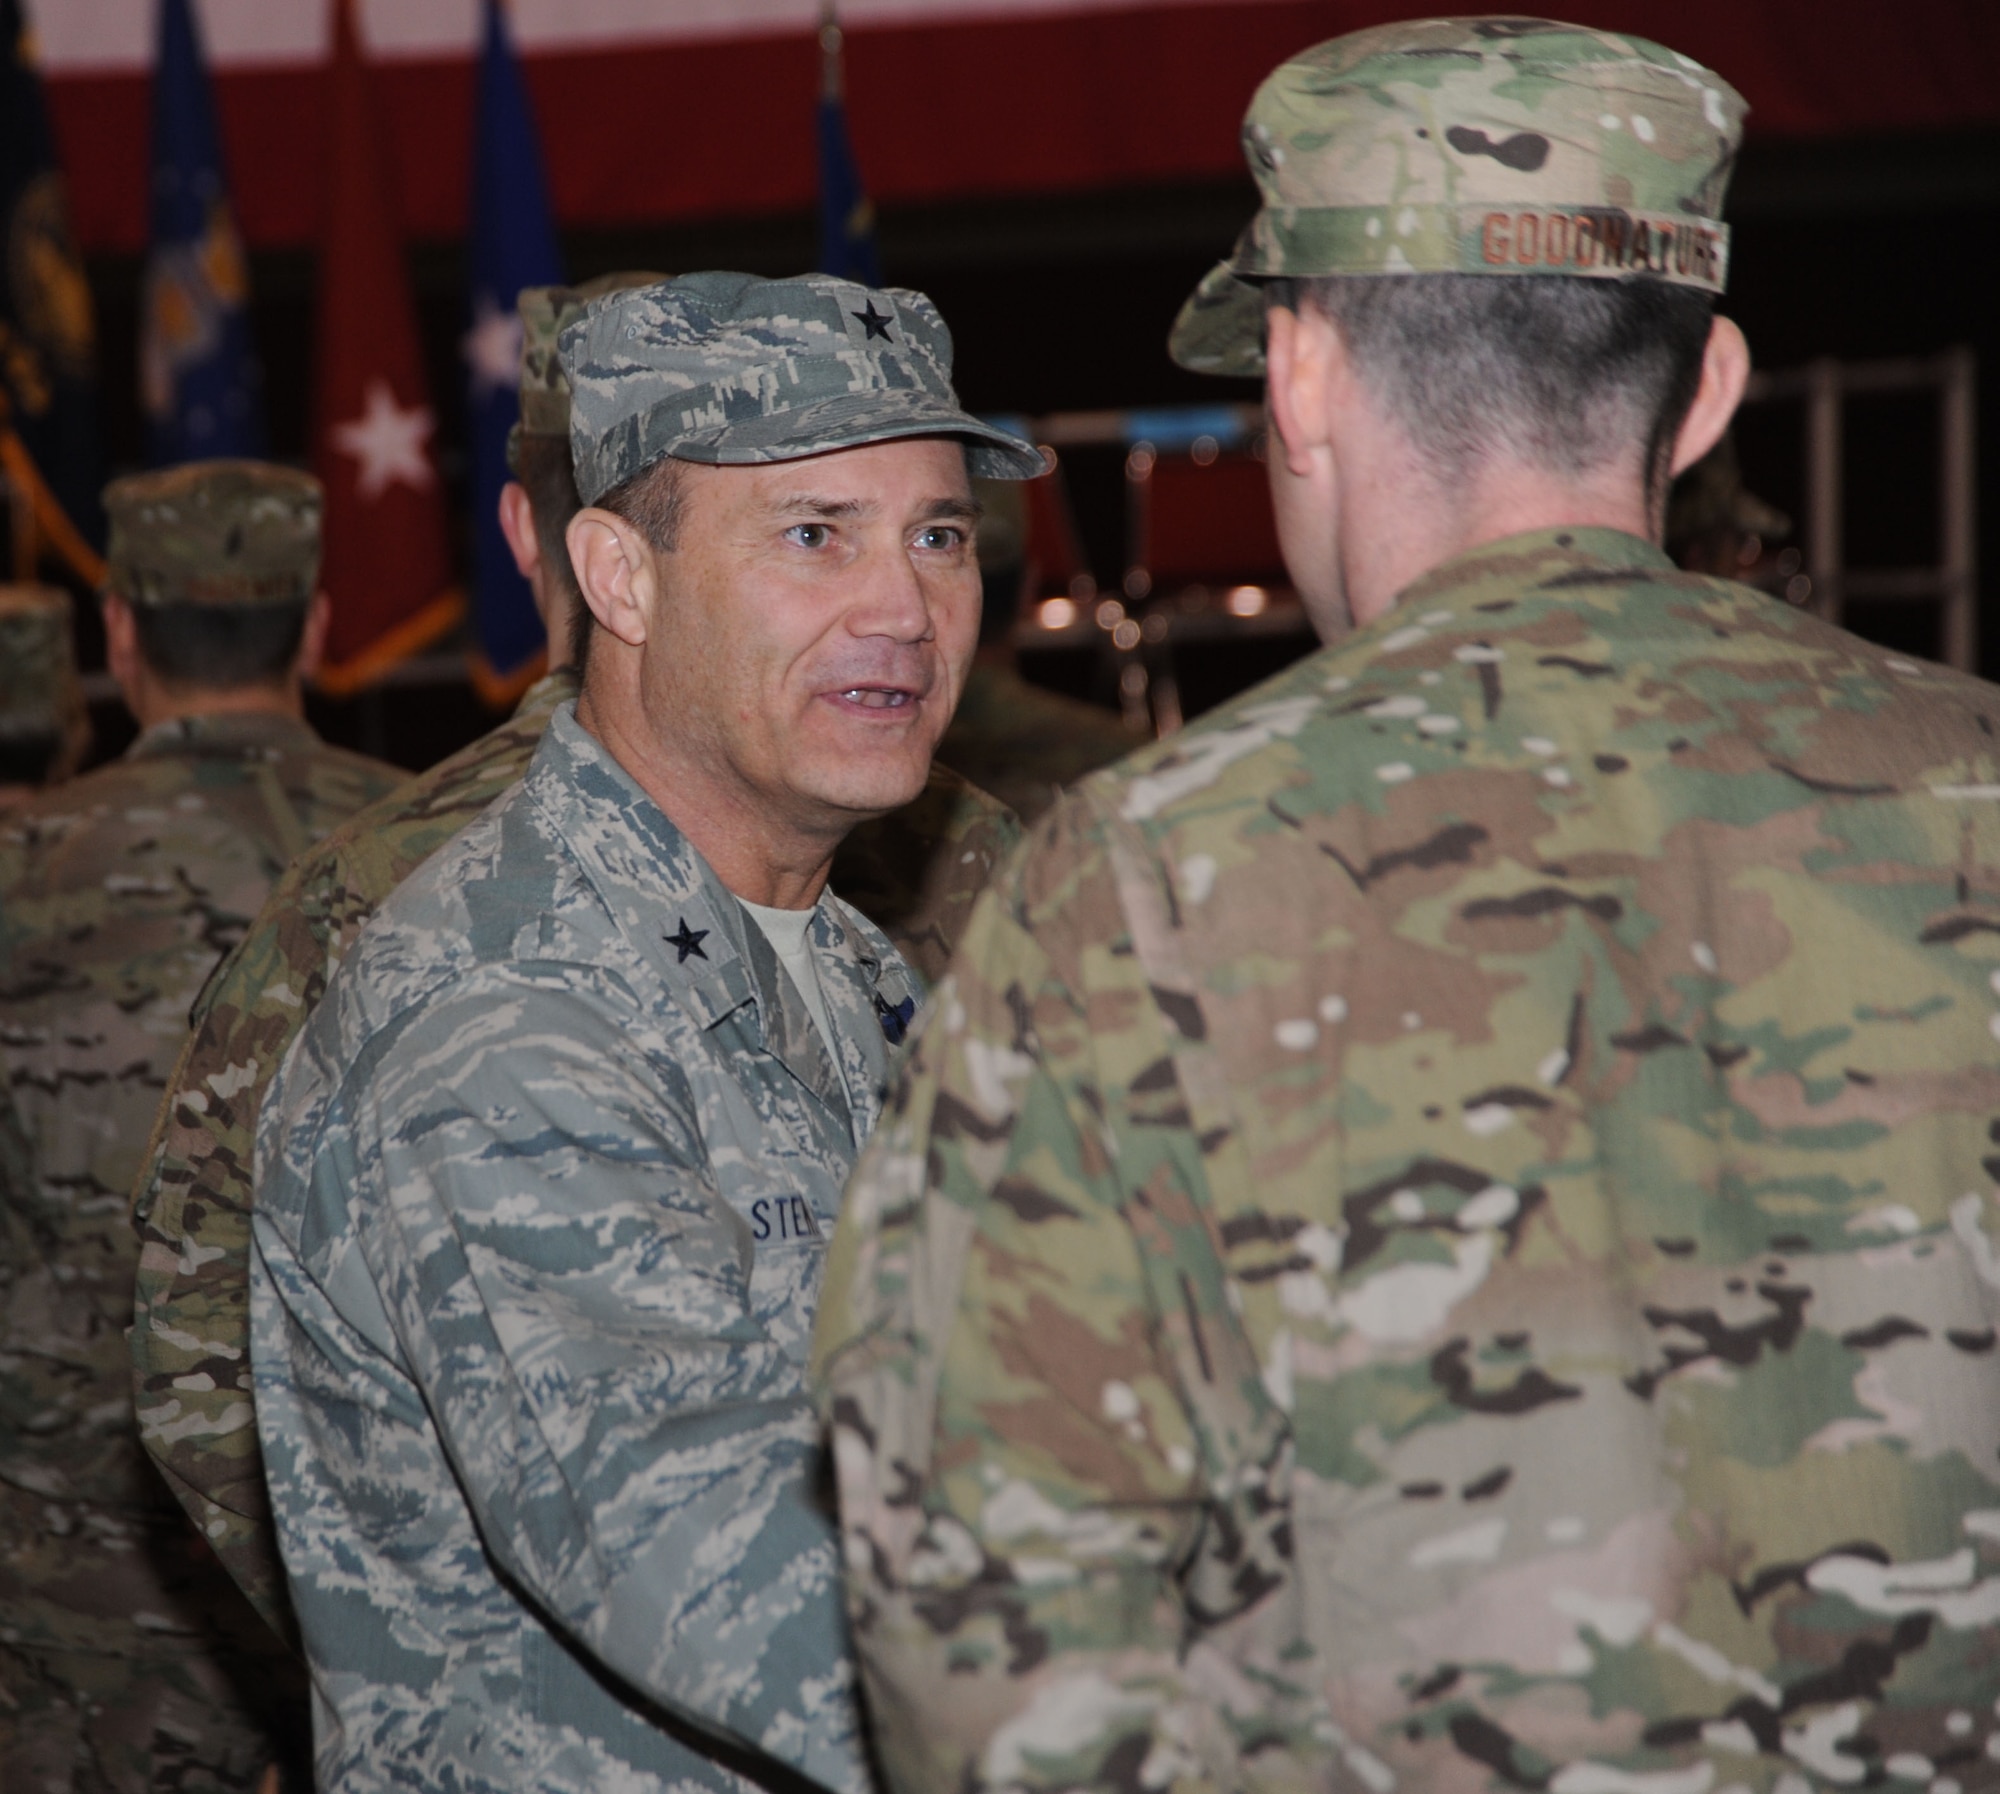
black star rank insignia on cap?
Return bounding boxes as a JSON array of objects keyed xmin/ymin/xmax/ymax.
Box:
[
  {"xmin": 666, "ymin": 919, "xmax": 710, "ymax": 963},
  {"xmin": 851, "ymin": 299, "xmax": 894, "ymax": 341}
]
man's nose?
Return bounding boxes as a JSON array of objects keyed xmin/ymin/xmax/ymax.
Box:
[{"xmin": 846, "ymin": 540, "xmax": 936, "ymax": 644}]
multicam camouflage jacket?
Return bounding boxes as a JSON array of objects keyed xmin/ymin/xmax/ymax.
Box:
[
  {"xmin": 251, "ymin": 702, "xmax": 923, "ymax": 1794},
  {"xmin": 0, "ymin": 713, "xmax": 396, "ymax": 1667},
  {"xmin": 129, "ymin": 667, "xmax": 1018, "ymax": 1641},
  {"xmin": 814, "ymin": 527, "xmax": 2000, "ymax": 1794}
]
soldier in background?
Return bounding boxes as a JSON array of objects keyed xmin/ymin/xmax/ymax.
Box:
[
  {"xmin": 1666, "ymin": 429, "xmax": 1791, "ymax": 581},
  {"xmin": 127, "ymin": 275, "xmax": 1023, "ymax": 1650},
  {"xmin": 0, "ymin": 462, "xmax": 400, "ymax": 1792},
  {"xmin": 938, "ymin": 475, "xmax": 1140, "ymax": 822},
  {"xmin": 250, "ymin": 272, "xmax": 1043, "ymax": 1793},
  {"xmin": 816, "ymin": 22, "xmax": 2000, "ymax": 1794},
  {"xmin": 0, "ymin": 583, "xmax": 89, "ymax": 808}
]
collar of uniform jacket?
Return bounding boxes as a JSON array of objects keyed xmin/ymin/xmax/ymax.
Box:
[
  {"xmin": 526, "ymin": 701, "xmax": 915, "ymax": 1137},
  {"xmin": 124, "ymin": 709, "xmax": 324, "ymax": 763},
  {"xmin": 1394, "ymin": 524, "xmax": 1678, "ymax": 616}
]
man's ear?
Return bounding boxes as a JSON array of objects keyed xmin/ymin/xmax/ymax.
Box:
[
  {"xmin": 496, "ymin": 481, "xmax": 542, "ymax": 582},
  {"xmin": 1265, "ymin": 300, "xmax": 1337, "ymax": 477},
  {"xmin": 1670, "ymin": 314, "xmax": 1752, "ymax": 477},
  {"xmin": 100, "ymin": 592, "xmax": 139, "ymax": 687},
  {"xmin": 295, "ymin": 591, "xmax": 331, "ymax": 683},
  {"xmin": 566, "ymin": 508, "xmax": 654, "ymax": 650}
]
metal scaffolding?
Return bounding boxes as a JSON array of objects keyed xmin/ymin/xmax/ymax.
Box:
[{"xmin": 1744, "ymin": 349, "xmax": 1979, "ymax": 671}]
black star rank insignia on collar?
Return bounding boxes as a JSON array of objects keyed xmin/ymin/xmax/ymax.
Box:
[
  {"xmin": 851, "ymin": 299, "xmax": 893, "ymax": 341},
  {"xmin": 666, "ymin": 919, "xmax": 709, "ymax": 964}
]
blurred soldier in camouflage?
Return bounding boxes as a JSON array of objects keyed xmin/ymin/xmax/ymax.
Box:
[
  {"xmin": 938, "ymin": 478, "xmax": 1138, "ymax": 822},
  {"xmin": 816, "ymin": 21, "xmax": 2000, "ymax": 1794},
  {"xmin": 0, "ymin": 461, "xmax": 399, "ymax": 1793},
  {"xmin": 1666, "ymin": 431, "xmax": 1791, "ymax": 582},
  {"xmin": 0, "ymin": 583, "xmax": 89, "ymax": 808},
  {"xmin": 250, "ymin": 271, "xmax": 1043, "ymax": 1794},
  {"xmin": 128, "ymin": 275, "xmax": 1021, "ymax": 1653}
]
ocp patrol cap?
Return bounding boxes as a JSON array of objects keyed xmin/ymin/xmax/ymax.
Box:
[
  {"xmin": 508, "ymin": 270, "xmax": 668, "ymax": 468},
  {"xmin": 103, "ymin": 460, "xmax": 322, "ymax": 607},
  {"xmin": 0, "ymin": 585, "xmax": 77, "ymax": 739},
  {"xmin": 559, "ymin": 270, "xmax": 1046, "ymax": 504},
  {"xmin": 1170, "ymin": 17, "xmax": 1748, "ymax": 376}
]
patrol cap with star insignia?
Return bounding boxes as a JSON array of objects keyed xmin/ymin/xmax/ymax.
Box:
[
  {"xmin": 1170, "ymin": 17, "xmax": 1748, "ymax": 377},
  {"xmin": 558, "ymin": 270, "xmax": 1046, "ymax": 504},
  {"xmin": 507, "ymin": 270, "xmax": 669, "ymax": 471},
  {"xmin": 103, "ymin": 459, "xmax": 323, "ymax": 608}
]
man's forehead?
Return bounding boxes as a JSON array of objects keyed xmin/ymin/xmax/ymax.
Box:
[{"xmin": 714, "ymin": 437, "xmax": 980, "ymax": 506}]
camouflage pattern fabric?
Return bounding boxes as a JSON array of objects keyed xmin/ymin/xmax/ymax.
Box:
[
  {"xmin": 1169, "ymin": 20, "xmax": 1745, "ymax": 376},
  {"xmin": 815, "ymin": 527, "xmax": 2000, "ymax": 1794},
  {"xmin": 513, "ymin": 271, "xmax": 668, "ymax": 446},
  {"xmin": 128, "ymin": 665, "xmax": 1017, "ymax": 1642},
  {"xmin": 0, "ymin": 712, "xmax": 398, "ymax": 1792},
  {"xmin": 251, "ymin": 702, "xmax": 924, "ymax": 1793},
  {"xmin": 103, "ymin": 461, "xmax": 322, "ymax": 608},
  {"xmin": 939, "ymin": 661, "xmax": 1143, "ymax": 824},
  {"xmin": 0, "ymin": 584, "xmax": 79, "ymax": 741},
  {"xmin": 560, "ymin": 271, "xmax": 1045, "ymax": 502},
  {"xmin": 128, "ymin": 670, "xmax": 579, "ymax": 1641}
]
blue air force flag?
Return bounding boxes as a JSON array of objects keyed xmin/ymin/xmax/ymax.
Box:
[
  {"xmin": 142, "ymin": 0, "xmax": 264, "ymax": 463},
  {"xmin": 816, "ymin": 7, "xmax": 881, "ymax": 288},
  {"xmin": 466, "ymin": 0, "xmax": 563, "ymax": 700}
]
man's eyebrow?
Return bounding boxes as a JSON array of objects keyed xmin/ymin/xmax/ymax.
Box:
[
  {"xmin": 762, "ymin": 494, "xmax": 869, "ymax": 519},
  {"xmin": 756, "ymin": 493, "xmax": 985, "ymax": 522}
]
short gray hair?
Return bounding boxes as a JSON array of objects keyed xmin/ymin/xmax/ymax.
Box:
[{"xmin": 1283, "ymin": 274, "xmax": 1715, "ymax": 499}]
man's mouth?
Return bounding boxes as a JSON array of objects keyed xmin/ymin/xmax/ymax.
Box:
[{"xmin": 833, "ymin": 685, "xmax": 917, "ymax": 711}]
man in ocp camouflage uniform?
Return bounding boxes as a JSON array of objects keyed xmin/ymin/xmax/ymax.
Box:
[
  {"xmin": 0, "ymin": 462, "xmax": 399, "ymax": 1792},
  {"xmin": 250, "ymin": 271, "xmax": 1044, "ymax": 1793},
  {"xmin": 127, "ymin": 275, "xmax": 1022, "ymax": 1650},
  {"xmin": 815, "ymin": 22, "xmax": 2000, "ymax": 1794},
  {"xmin": 0, "ymin": 583, "xmax": 89, "ymax": 808}
]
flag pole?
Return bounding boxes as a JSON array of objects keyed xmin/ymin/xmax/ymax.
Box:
[
  {"xmin": 0, "ymin": 393, "xmax": 106, "ymax": 588},
  {"xmin": 820, "ymin": 1, "xmax": 843, "ymax": 101}
]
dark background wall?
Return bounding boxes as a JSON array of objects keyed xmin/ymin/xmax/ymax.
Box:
[{"xmin": 75, "ymin": 126, "xmax": 2000, "ymax": 770}]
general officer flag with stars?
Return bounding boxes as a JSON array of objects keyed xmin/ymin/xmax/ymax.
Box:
[
  {"xmin": 465, "ymin": 0, "xmax": 563, "ymax": 705},
  {"xmin": 142, "ymin": 0, "xmax": 266, "ymax": 464},
  {"xmin": 0, "ymin": 0, "xmax": 105, "ymax": 557},
  {"xmin": 816, "ymin": 4, "xmax": 881, "ymax": 287},
  {"xmin": 311, "ymin": 0, "xmax": 458, "ymax": 693}
]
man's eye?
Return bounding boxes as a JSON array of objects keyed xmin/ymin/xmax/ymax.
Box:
[
  {"xmin": 785, "ymin": 523, "xmax": 832, "ymax": 550},
  {"xmin": 914, "ymin": 526, "xmax": 965, "ymax": 551}
]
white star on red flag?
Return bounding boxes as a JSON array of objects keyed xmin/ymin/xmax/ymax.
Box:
[
  {"xmin": 333, "ymin": 378, "xmax": 436, "ymax": 501},
  {"xmin": 463, "ymin": 290, "xmax": 522, "ymax": 402}
]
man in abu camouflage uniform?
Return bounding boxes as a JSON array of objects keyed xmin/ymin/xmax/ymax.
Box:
[
  {"xmin": 0, "ymin": 462, "xmax": 399, "ymax": 1792},
  {"xmin": 0, "ymin": 583, "xmax": 90, "ymax": 808},
  {"xmin": 127, "ymin": 276, "xmax": 1022, "ymax": 1650},
  {"xmin": 815, "ymin": 22, "xmax": 2000, "ymax": 1794},
  {"xmin": 124, "ymin": 271, "xmax": 659, "ymax": 1646},
  {"xmin": 250, "ymin": 271, "xmax": 1043, "ymax": 1793}
]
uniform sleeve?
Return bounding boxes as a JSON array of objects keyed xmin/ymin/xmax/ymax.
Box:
[
  {"xmin": 812, "ymin": 801, "xmax": 1332, "ymax": 1794},
  {"xmin": 128, "ymin": 866, "xmax": 325, "ymax": 1644},
  {"xmin": 258, "ymin": 969, "xmax": 863, "ymax": 1791}
]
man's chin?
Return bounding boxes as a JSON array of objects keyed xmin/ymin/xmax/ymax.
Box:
[{"xmin": 799, "ymin": 749, "xmax": 935, "ymax": 826}]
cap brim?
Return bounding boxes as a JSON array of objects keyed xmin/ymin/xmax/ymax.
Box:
[
  {"xmin": 674, "ymin": 390, "xmax": 1047, "ymax": 481},
  {"xmin": 1168, "ymin": 259, "xmax": 1269, "ymax": 378}
]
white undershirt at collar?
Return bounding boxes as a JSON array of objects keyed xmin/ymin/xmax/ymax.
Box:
[{"xmin": 737, "ymin": 896, "xmax": 837, "ymax": 1058}]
